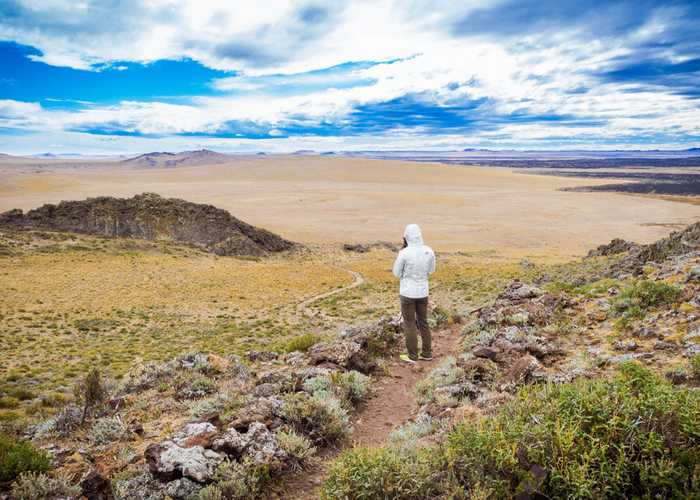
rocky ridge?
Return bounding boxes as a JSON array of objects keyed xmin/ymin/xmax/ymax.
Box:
[{"xmin": 0, "ymin": 193, "xmax": 294, "ymax": 257}]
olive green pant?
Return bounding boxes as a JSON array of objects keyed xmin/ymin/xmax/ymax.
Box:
[{"xmin": 400, "ymin": 295, "xmax": 431, "ymax": 361}]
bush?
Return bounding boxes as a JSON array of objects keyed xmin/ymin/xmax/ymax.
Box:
[
  {"xmin": 281, "ymin": 393, "xmax": 350, "ymax": 444},
  {"xmin": 10, "ymin": 472, "xmax": 80, "ymax": 499},
  {"xmin": 690, "ymin": 354, "xmax": 700, "ymax": 380},
  {"xmin": 322, "ymin": 446, "xmax": 441, "ymax": 500},
  {"xmin": 0, "ymin": 396, "xmax": 20, "ymax": 409},
  {"xmin": 612, "ymin": 280, "xmax": 681, "ymax": 318},
  {"xmin": 303, "ymin": 371, "xmax": 370, "ymax": 408},
  {"xmin": 88, "ymin": 416, "xmax": 130, "ymax": 445},
  {"xmin": 74, "ymin": 367, "xmax": 106, "ymax": 423},
  {"xmin": 198, "ymin": 459, "xmax": 271, "ymax": 500},
  {"xmin": 0, "ymin": 436, "xmax": 51, "ymax": 486},
  {"xmin": 415, "ymin": 357, "xmax": 464, "ymax": 405},
  {"xmin": 444, "ymin": 363, "xmax": 700, "ymax": 498},
  {"xmin": 276, "ymin": 429, "xmax": 316, "ymax": 470},
  {"xmin": 281, "ymin": 333, "xmax": 322, "ymax": 353}
]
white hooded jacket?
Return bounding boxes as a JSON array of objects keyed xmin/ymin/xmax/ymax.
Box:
[{"xmin": 392, "ymin": 224, "xmax": 436, "ymax": 298}]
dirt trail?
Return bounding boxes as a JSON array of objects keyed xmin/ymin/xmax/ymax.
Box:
[
  {"xmin": 297, "ymin": 265, "xmax": 365, "ymax": 316},
  {"xmin": 274, "ymin": 325, "xmax": 463, "ymax": 499}
]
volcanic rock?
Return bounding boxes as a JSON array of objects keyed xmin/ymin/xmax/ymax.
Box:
[{"xmin": 0, "ymin": 193, "xmax": 294, "ymax": 257}]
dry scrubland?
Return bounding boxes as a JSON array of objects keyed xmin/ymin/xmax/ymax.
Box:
[
  {"xmin": 1, "ymin": 156, "xmax": 700, "ymax": 420},
  {"xmin": 1, "ymin": 156, "xmax": 700, "ymax": 498},
  {"xmin": 0, "ymin": 229, "xmax": 523, "ymax": 413}
]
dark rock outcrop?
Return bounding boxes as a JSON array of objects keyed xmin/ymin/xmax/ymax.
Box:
[
  {"xmin": 611, "ymin": 222, "xmax": 700, "ymax": 275},
  {"xmin": 0, "ymin": 193, "xmax": 295, "ymax": 256},
  {"xmin": 587, "ymin": 238, "xmax": 639, "ymax": 258}
]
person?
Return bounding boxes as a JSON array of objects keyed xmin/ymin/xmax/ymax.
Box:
[{"xmin": 392, "ymin": 223, "xmax": 436, "ymax": 363}]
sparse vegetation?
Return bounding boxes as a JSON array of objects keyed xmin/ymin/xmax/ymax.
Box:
[{"xmin": 10, "ymin": 472, "xmax": 81, "ymax": 499}]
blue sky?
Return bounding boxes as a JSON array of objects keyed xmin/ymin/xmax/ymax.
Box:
[{"xmin": 0, "ymin": 0, "xmax": 699, "ymax": 154}]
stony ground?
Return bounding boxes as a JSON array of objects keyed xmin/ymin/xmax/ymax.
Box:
[{"xmin": 1, "ymin": 223, "xmax": 699, "ymax": 499}]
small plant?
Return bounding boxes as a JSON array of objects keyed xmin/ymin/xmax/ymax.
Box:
[
  {"xmin": 74, "ymin": 368, "xmax": 106, "ymax": 423},
  {"xmin": 322, "ymin": 446, "xmax": 440, "ymax": 499},
  {"xmin": 0, "ymin": 396, "xmax": 20, "ymax": 409},
  {"xmin": 10, "ymin": 472, "xmax": 80, "ymax": 499},
  {"xmin": 690, "ymin": 354, "xmax": 700, "ymax": 380},
  {"xmin": 415, "ymin": 357, "xmax": 464, "ymax": 405},
  {"xmin": 281, "ymin": 392, "xmax": 350, "ymax": 444},
  {"xmin": 276, "ymin": 429, "xmax": 316, "ymax": 470},
  {"xmin": 199, "ymin": 459, "xmax": 271, "ymax": 500},
  {"xmin": 331, "ymin": 371, "xmax": 370, "ymax": 406},
  {"xmin": 88, "ymin": 416, "xmax": 130, "ymax": 445},
  {"xmin": 281, "ymin": 333, "xmax": 322, "ymax": 353},
  {"xmin": 0, "ymin": 436, "xmax": 51, "ymax": 486},
  {"xmin": 612, "ymin": 280, "xmax": 681, "ymax": 319}
]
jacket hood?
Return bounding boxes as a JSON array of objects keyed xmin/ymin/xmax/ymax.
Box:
[{"xmin": 404, "ymin": 224, "xmax": 424, "ymax": 246}]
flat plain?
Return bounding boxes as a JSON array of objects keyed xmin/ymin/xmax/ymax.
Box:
[{"xmin": 3, "ymin": 155, "xmax": 700, "ymax": 257}]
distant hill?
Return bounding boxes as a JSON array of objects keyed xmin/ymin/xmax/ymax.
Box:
[
  {"xmin": 0, "ymin": 193, "xmax": 295, "ymax": 256},
  {"xmin": 122, "ymin": 149, "xmax": 232, "ymax": 167}
]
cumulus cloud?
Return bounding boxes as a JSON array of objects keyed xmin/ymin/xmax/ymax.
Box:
[{"xmin": 0, "ymin": 0, "xmax": 699, "ymax": 151}]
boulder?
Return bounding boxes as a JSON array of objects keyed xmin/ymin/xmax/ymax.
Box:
[
  {"xmin": 81, "ymin": 470, "xmax": 112, "ymax": 500},
  {"xmin": 145, "ymin": 441, "xmax": 224, "ymax": 483},
  {"xmin": 307, "ymin": 340, "xmax": 363, "ymax": 369},
  {"xmin": 472, "ymin": 346, "xmax": 498, "ymax": 360},
  {"xmin": 212, "ymin": 422, "xmax": 288, "ymax": 470},
  {"xmin": 228, "ymin": 396, "xmax": 284, "ymax": 430},
  {"xmin": 501, "ymin": 354, "xmax": 542, "ymax": 387},
  {"xmin": 172, "ymin": 422, "xmax": 218, "ymax": 448}
]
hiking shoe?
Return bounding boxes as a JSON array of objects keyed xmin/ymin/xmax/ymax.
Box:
[
  {"xmin": 399, "ymin": 354, "xmax": 417, "ymax": 364},
  {"xmin": 418, "ymin": 355, "xmax": 433, "ymax": 361}
]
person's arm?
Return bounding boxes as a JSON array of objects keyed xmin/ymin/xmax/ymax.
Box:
[
  {"xmin": 428, "ymin": 249, "xmax": 436, "ymax": 275},
  {"xmin": 392, "ymin": 251, "xmax": 406, "ymax": 278}
]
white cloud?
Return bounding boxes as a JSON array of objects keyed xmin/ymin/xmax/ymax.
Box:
[{"xmin": 1, "ymin": 0, "xmax": 699, "ymax": 152}]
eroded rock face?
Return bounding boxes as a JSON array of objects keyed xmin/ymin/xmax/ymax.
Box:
[
  {"xmin": 145, "ymin": 441, "xmax": 224, "ymax": 483},
  {"xmin": 0, "ymin": 193, "xmax": 295, "ymax": 256}
]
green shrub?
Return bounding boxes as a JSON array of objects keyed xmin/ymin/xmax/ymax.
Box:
[
  {"xmin": 281, "ymin": 333, "xmax": 322, "ymax": 353},
  {"xmin": 322, "ymin": 446, "xmax": 441, "ymax": 500},
  {"xmin": 428, "ymin": 305, "xmax": 450, "ymax": 329},
  {"xmin": 415, "ymin": 357, "xmax": 464, "ymax": 405},
  {"xmin": 690, "ymin": 354, "xmax": 700, "ymax": 380},
  {"xmin": 7, "ymin": 388, "xmax": 36, "ymax": 401},
  {"xmin": 0, "ymin": 396, "xmax": 20, "ymax": 409},
  {"xmin": 74, "ymin": 367, "xmax": 106, "ymax": 423},
  {"xmin": 281, "ymin": 393, "xmax": 350, "ymax": 444},
  {"xmin": 0, "ymin": 436, "xmax": 51, "ymax": 486},
  {"xmin": 10, "ymin": 472, "xmax": 80, "ymax": 499},
  {"xmin": 612, "ymin": 280, "xmax": 681, "ymax": 318},
  {"xmin": 276, "ymin": 429, "xmax": 316, "ymax": 470},
  {"xmin": 331, "ymin": 371, "xmax": 370, "ymax": 406},
  {"xmin": 303, "ymin": 371, "xmax": 370, "ymax": 408},
  {"xmin": 199, "ymin": 459, "xmax": 271, "ymax": 500},
  {"xmin": 444, "ymin": 363, "xmax": 700, "ymax": 498}
]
